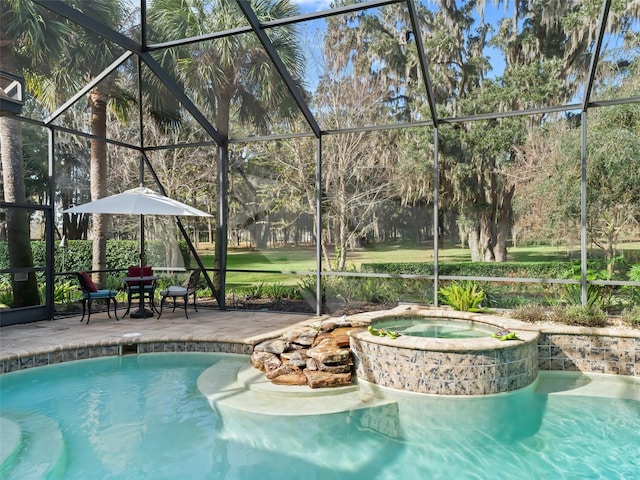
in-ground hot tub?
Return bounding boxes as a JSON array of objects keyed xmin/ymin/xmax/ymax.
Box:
[
  {"xmin": 349, "ymin": 306, "xmax": 539, "ymax": 396},
  {"xmin": 372, "ymin": 316, "xmax": 496, "ymax": 339}
]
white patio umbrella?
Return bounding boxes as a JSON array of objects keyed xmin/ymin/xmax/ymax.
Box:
[
  {"xmin": 63, "ymin": 186, "xmax": 212, "ymax": 265},
  {"xmin": 63, "ymin": 186, "xmax": 213, "ymax": 217}
]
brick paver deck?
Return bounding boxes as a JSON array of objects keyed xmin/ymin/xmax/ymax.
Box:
[{"xmin": 0, "ymin": 307, "xmax": 322, "ymax": 365}]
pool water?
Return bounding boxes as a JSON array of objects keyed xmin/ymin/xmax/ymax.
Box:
[
  {"xmin": 373, "ymin": 316, "xmax": 497, "ymax": 338},
  {"xmin": 1, "ymin": 353, "xmax": 639, "ymax": 479}
]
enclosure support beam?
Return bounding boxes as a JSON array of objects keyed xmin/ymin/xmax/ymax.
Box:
[
  {"xmin": 433, "ymin": 128, "xmax": 440, "ymax": 306},
  {"xmin": 582, "ymin": 0, "xmax": 610, "ymax": 111},
  {"xmin": 407, "ymin": 0, "xmax": 438, "ymax": 126},
  {"xmin": 46, "ymin": 127, "xmax": 56, "ymax": 319},
  {"xmin": 140, "ymin": 152, "xmax": 221, "ymax": 304},
  {"xmin": 581, "ymin": 112, "xmax": 588, "ymax": 306},
  {"xmin": 236, "ymin": 1, "xmax": 321, "ymax": 138},
  {"xmin": 315, "ymin": 137, "xmax": 324, "ymax": 315},
  {"xmin": 217, "ymin": 144, "xmax": 229, "ymax": 309}
]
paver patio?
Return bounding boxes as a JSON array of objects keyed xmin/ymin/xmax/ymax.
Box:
[{"xmin": 0, "ymin": 307, "xmax": 322, "ymax": 361}]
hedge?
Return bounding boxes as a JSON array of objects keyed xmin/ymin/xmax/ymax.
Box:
[
  {"xmin": 0, "ymin": 240, "xmax": 190, "ymax": 273},
  {"xmin": 360, "ymin": 261, "xmax": 594, "ymax": 279}
]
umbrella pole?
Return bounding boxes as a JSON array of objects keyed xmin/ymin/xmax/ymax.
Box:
[{"xmin": 139, "ymin": 214, "xmax": 145, "ymax": 267}]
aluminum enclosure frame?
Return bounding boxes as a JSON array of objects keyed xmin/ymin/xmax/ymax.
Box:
[{"xmin": 3, "ymin": 0, "xmax": 638, "ymax": 323}]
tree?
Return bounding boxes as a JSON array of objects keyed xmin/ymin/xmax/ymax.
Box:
[
  {"xmin": 265, "ymin": 134, "xmax": 319, "ymax": 251},
  {"xmin": 0, "ymin": 0, "xmax": 71, "ymax": 307},
  {"xmin": 324, "ymin": 1, "xmax": 422, "ymax": 122},
  {"xmin": 147, "ymin": 0, "xmax": 306, "ymax": 291},
  {"xmin": 315, "ymin": 75, "xmax": 398, "ymax": 270},
  {"xmin": 439, "ymin": 115, "xmax": 525, "ymax": 261},
  {"xmin": 29, "ymin": 1, "xmax": 130, "ymax": 285},
  {"xmin": 323, "ymin": 1, "xmax": 640, "ymax": 262},
  {"xmin": 474, "ymin": 0, "xmax": 640, "ymax": 261},
  {"xmin": 517, "ymin": 61, "xmax": 640, "ymax": 273}
]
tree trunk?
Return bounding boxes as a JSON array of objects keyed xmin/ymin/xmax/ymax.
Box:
[
  {"xmin": 88, "ymin": 88, "xmax": 109, "ymax": 286},
  {"xmin": 478, "ymin": 212, "xmax": 496, "ymax": 262},
  {"xmin": 0, "ymin": 114, "xmax": 40, "ymax": 307},
  {"xmin": 0, "ymin": 40, "xmax": 40, "ymax": 307},
  {"xmin": 494, "ymin": 185, "xmax": 514, "ymax": 262},
  {"xmin": 495, "ymin": 220, "xmax": 509, "ymax": 262},
  {"xmin": 468, "ymin": 228, "xmax": 481, "ymax": 262},
  {"xmin": 258, "ymin": 221, "xmax": 269, "ymax": 249},
  {"xmin": 336, "ymin": 188, "xmax": 348, "ymax": 271}
]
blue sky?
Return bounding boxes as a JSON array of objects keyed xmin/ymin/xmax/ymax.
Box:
[{"xmin": 292, "ymin": 0, "xmax": 333, "ymax": 13}]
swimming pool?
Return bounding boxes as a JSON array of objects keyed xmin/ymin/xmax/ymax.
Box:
[{"xmin": 1, "ymin": 353, "xmax": 639, "ymax": 479}]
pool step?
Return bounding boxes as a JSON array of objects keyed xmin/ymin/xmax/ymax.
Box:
[
  {"xmin": 0, "ymin": 412, "xmax": 66, "ymax": 480},
  {"xmin": 197, "ymin": 357, "xmax": 402, "ymax": 472},
  {"xmin": 0, "ymin": 417, "xmax": 22, "ymax": 476},
  {"xmin": 197, "ymin": 357, "xmax": 396, "ymax": 416}
]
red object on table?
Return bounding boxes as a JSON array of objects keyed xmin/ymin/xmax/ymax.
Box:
[{"xmin": 123, "ymin": 266, "xmax": 159, "ymax": 318}]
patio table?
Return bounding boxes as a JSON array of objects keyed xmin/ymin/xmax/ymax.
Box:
[{"xmin": 122, "ymin": 275, "xmax": 160, "ymax": 318}]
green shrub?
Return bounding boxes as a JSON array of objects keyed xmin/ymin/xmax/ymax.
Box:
[
  {"xmin": 296, "ymin": 276, "xmax": 319, "ymax": 303},
  {"xmin": 550, "ymin": 305, "xmax": 608, "ymax": 327},
  {"xmin": 438, "ymin": 281, "xmax": 485, "ymax": 312},
  {"xmin": 621, "ymin": 306, "xmax": 640, "ymax": 328},
  {"xmin": 261, "ymin": 283, "xmax": 295, "ymax": 301},
  {"xmin": 53, "ymin": 280, "xmax": 77, "ymax": 304},
  {"xmin": 511, "ymin": 304, "xmax": 550, "ymax": 323},
  {"xmin": 622, "ymin": 265, "xmax": 640, "ymax": 307},
  {"xmin": 10, "ymin": 239, "xmax": 191, "ymax": 274},
  {"xmin": 628, "ymin": 265, "xmax": 640, "ymax": 282},
  {"xmin": 560, "ymin": 283, "xmax": 603, "ymax": 308},
  {"xmin": 237, "ymin": 282, "xmax": 274, "ymax": 299},
  {"xmin": 233, "ymin": 282, "xmax": 297, "ymax": 302},
  {"xmin": 0, "ymin": 279, "xmax": 12, "ymax": 308}
]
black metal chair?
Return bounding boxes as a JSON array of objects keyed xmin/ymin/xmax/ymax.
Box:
[
  {"xmin": 158, "ymin": 269, "xmax": 201, "ymax": 319},
  {"xmin": 76, "ymin": 271, "xmax": 118, "ymax": 324}
]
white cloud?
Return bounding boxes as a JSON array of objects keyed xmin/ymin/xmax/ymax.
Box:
[{"xmin": 291, "ymin": 0, "xmax": 334, "ymax": 13}]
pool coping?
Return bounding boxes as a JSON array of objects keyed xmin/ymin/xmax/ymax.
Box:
[
  {"xmin": 1, "ymin": 306, "xmax": 639, "ymax": 380},
  {"xmin": 0, "ymin": 309, "xmax": 321, "ymax": 374}
]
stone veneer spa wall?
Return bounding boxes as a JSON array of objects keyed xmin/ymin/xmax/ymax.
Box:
[{"xmin": 349, "ymin": 306, "xmax": 540, "ymax": 395}]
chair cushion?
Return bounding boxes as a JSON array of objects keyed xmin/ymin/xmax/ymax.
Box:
[
  {"xmin": 161, "ymin": 287, "xmax": 187, "ymax": 296},
  {"xmin": 78, "ymin": 271, "xmax": 97, "ymax": 292},
  {"xmin": 84, "ymin": 289, "xmax": 116, "ymax": 299}
]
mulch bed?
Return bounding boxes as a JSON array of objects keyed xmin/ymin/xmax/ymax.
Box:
[
  {"xmin": 224, "ymin": 297, "xmax": 397, "ymax": 316},
  {"xmin": 55, "ymin": 297, "xmax": 396, "ymax": 318}
]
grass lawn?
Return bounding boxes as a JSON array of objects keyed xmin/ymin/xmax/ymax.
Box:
[{"xmin": 194, "ymin": 241, "xmax": 640, "ymax": 289}]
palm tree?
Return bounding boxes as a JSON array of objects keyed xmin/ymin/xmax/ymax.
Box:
[
  {"xmin": 149, "ymin": 0, "xmax": 304, "ymax": 137},
  {"xmin": 147, "ymin": 0, "xmax": 306, "ymax": 294},
  {"xmin": 0, "ymin": 0, "xmax": 72, "ymax": 308},
  {"xmin": 32, "ymin": 1, "xmax": 129, "ymax": 286}
]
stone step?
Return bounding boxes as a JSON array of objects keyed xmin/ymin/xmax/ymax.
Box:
[{"xmin": 0, "ymin": 412, "xmax": 66, "ymax": 480}]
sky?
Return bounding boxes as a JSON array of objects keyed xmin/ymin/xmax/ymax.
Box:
[{"xmin": 292, "ymin": 0, "xmax": 334, "ymax": 13}]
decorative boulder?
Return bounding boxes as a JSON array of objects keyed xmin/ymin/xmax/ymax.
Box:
[
  {"xmin": 254, "ymin": 338, "xmax": 290, "ymax": 355},
  {"xmin": 252, "ymin": 317, "xmax": 356, "ymax": 388}
]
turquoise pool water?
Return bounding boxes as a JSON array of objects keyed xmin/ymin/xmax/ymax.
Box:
[
  {"xmin": 372, "ymin": 316, "xmax": 497, "ymax": 338},
  {"xmin": 1, "ymin": 353, "xmax": 639, "ymax": 479}
]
